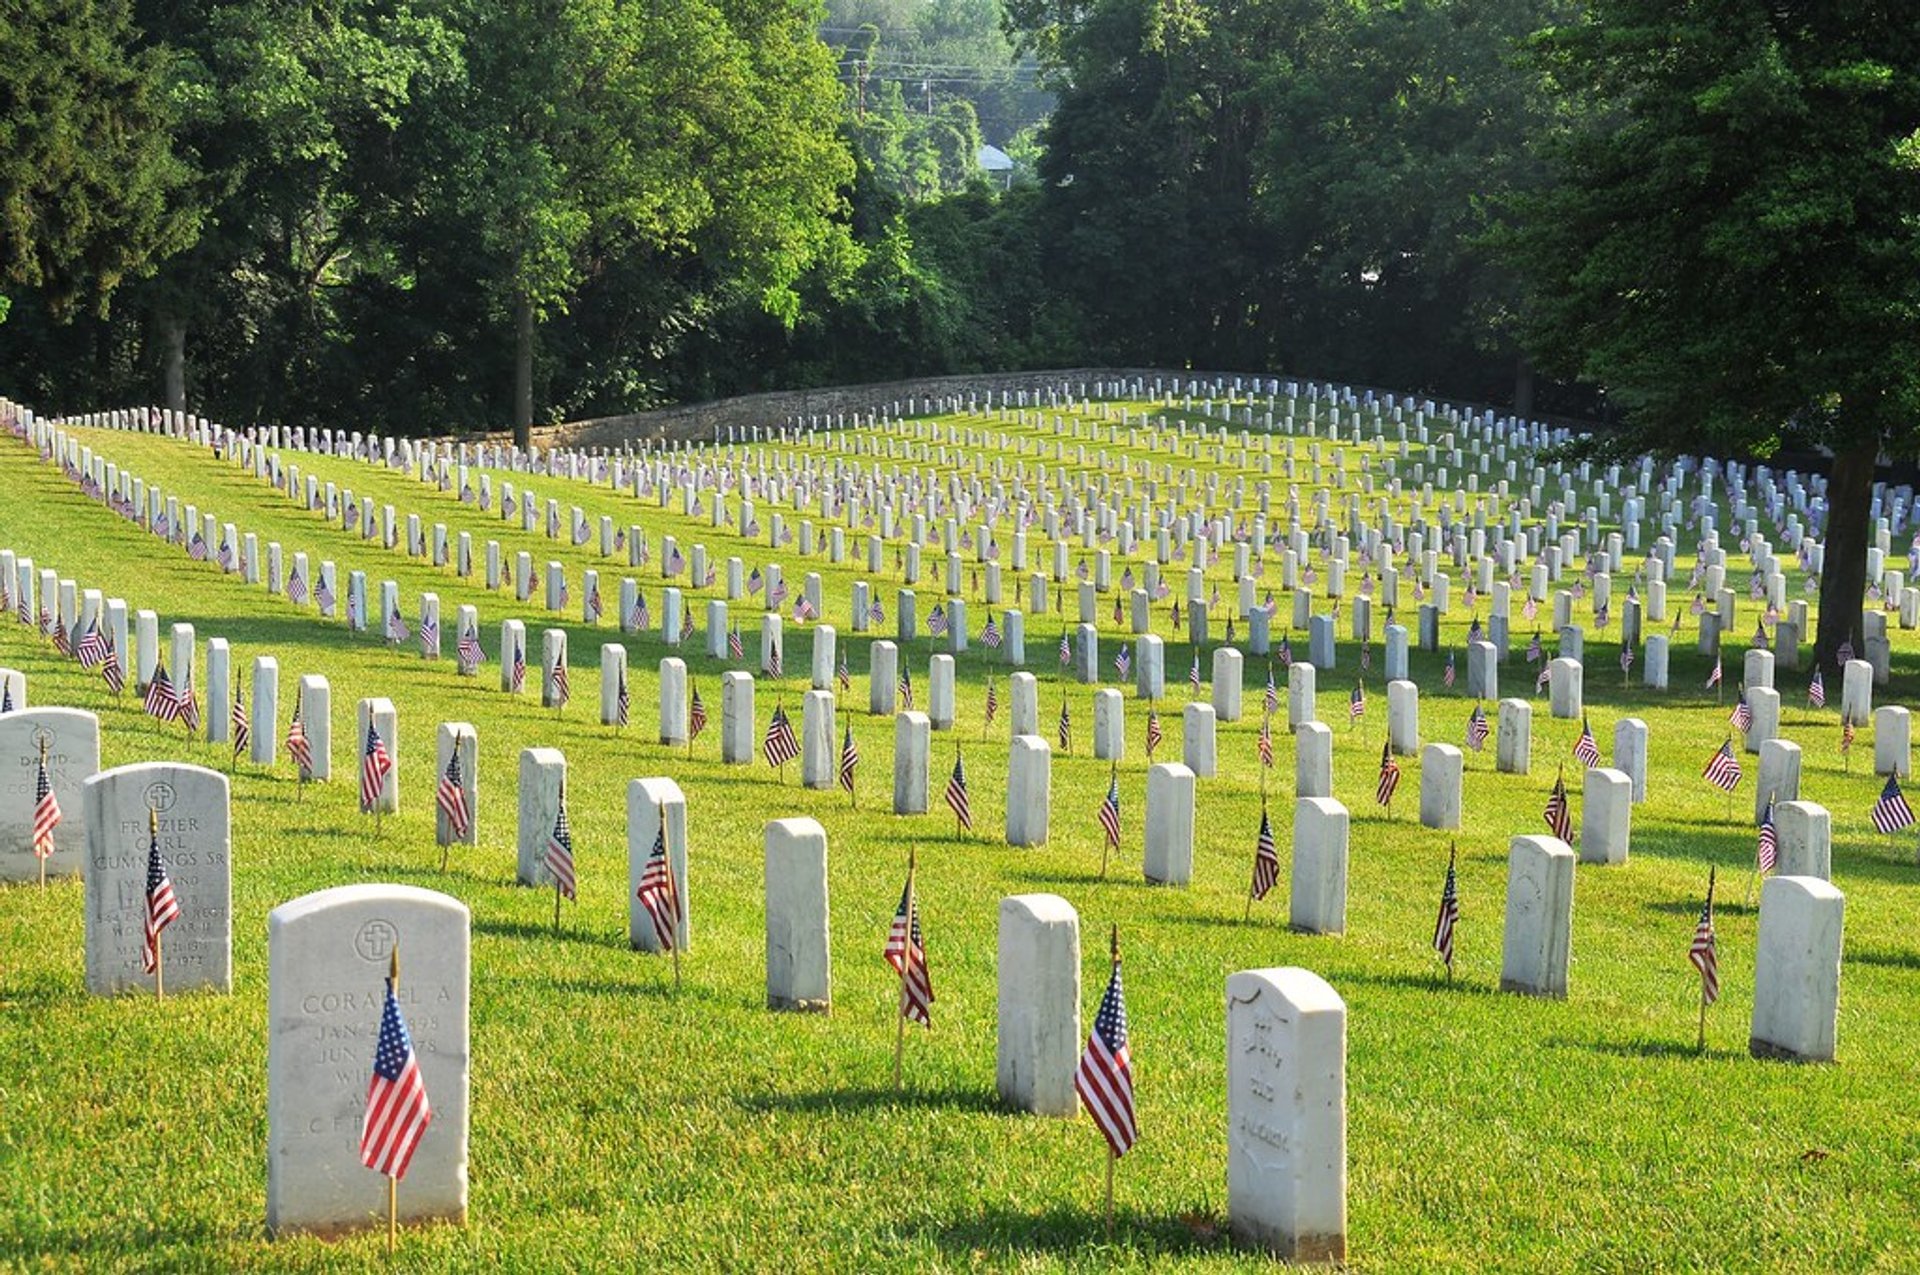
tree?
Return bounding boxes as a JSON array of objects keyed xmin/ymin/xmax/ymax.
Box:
[
  {"xmin": 0, "ymin": 0, "xmax": 195, "ymax": 320},
  {"xmin": 1502, "ymin": 0, "xmax": 1920, "ymax": 674},
  {"xmin": 416, "ymin": 0, "xmax": 854, "ymax": 446}
]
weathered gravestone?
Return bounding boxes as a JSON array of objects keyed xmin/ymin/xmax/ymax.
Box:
[
  {"xmin": 84, "ymin": 762, "xmax": 231, "ymax": 995},
  {"xmin": 0, "ymin": 707, "xmax": 98, "ymax": 882},
  {"xmin": 1226, "ymin": 967, "xmax": 1347, "ymax": 1262},
  {"xmin": 995, "ymin": 893, "xmax": 1080, "ymax": 1117},
  {"xmin": 1750, "ymin": 875, "xmax": 1844, "ymax": 1063},
  {"xmin": 765, "ymin": 818, "xmax": 830, "ymax": 1012},
  {"xmin": 628, "ymin": 777, "xmax": 690, "ymax": 953},
  {"xmin": 266, "ymin": 883, "xmax": 469, "ymax": 1237}
]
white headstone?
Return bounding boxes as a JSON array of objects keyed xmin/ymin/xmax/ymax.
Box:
[
  {"xmin": 1750, "ymin": 875, "xmax": 1844, "ymax": 1063},
  {"xmin": 1006, "ymin": 735, "xmax": 1051, "ymax": 846},
  {"xmin": 1500, "ymin": 834, "xmax": 1574, "ymax": 998},
  {"xmin": 1579, "ymin": 767, "xmax": 1632, "ymax": 865},
  {"xmin": 0, "ymin": 707, "xmax": 99, "ymax": 881},
  {"xmin": 765, "ymin": 818, "xmax": 830, "ymax": 1012},
  {"xmin": 1290, "ymin": 797, "xmax": 1349, "ymax": 934},
  {"xmin": 1143, "ymin": 762, "xmax": 1195, "ymax": 885},
  {"xmin": 515, "ymin": 748, "xmax": 565, "ymax": 887},
  {"xmin": 627, "ymin": 777, "xmax": 689, "ymax": 953},
  {"xmin": 995, "ymin": 893, "xmax": 1080, "ymax": 1117}
]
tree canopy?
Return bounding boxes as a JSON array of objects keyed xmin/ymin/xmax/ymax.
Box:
[{"xmin": 1500, "ymin": 0, "xmax": 1920, "ymax": 665}]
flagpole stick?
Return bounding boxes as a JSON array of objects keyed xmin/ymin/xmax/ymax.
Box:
[
  {"xmin": 554, "ymin": 880, "xmax": 562, "ymax": 934},
  {"xmin": 155, "ymin": 931, "xmax": 164, "ymax": 1001},
  {"xmin": 388, "ymin": 1176, "xmax": 397, "ymax": 1258},
  {"xmin": 1105, "ymin": 1150, "xmax": 1115, "ymax": 1241}
]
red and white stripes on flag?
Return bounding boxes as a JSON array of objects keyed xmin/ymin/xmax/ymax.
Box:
[
  {"xmin": 1573, "ymin": 718, "xmax": 1601, "ymax": 768},
  {"xmin": 143, "ymin": 827, "xmax": 180, "ymax": 974},
  {"xmin": 637, "ymin": 823, "xmax": 681, "ymax": 951},
  {"xmin": 1375, "ymin": 742, "xmax": 1401, "ymax": 807},
  {"xmin": 31, "ymin": 751, "xmax": 60, "ymax": 859},
  {"xmin": 436, "ymin": 750, "xmax": 471, "ymax": 839},
  {"xmin": 1703, "ymin": 740, "xmax": 1742, "ymax": 793},
  {"xmin": 1689, "ymin": 869, "xmax": 1719, "ymax": 1007},
  {"xmin": 1097, "ymin": 769, "xmax": 1121, "ymax": 848},
  {"xmin": 360, "ymin": 722, "xmax": 394, "ymax": 813},
  {"xmin": 944, "ymin": 752, "xmax": 972, "ymax": 829},
  {"xmin": 1433, "ymin": 848, "xmax": 1459, "ymax": 970},
  {"xmin": 885, "ymin": 876, "xmax": 934, "ymax": 1026},
  {"xmin": 1074, "ymin": 954, "xmax": 1136, "ymax": 1158},
  {"xmin": 360, "ymin": 975, "xmax": 433, "ymax": 1180},
  {"xmin": 1250, "ymin": 808, "xmax": 1279, "ymax": 902}
]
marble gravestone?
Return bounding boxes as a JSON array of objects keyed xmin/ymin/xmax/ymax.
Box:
[
  {"xmin": 266, "ymin": 884, "xmax": 469, "ymax": 1237},
  {"xmin": 1500, "ymin": 834, "xmax": 1574, "ymax": 998},
  {"xmin": 84, "ymin": 762, "xmax": 232, "ymax": 995},
  {"xmin": 628, "ymin": 777, "xmax": 690, "ymax": 953},
  {"xmin": 996, "ymin": 893, "xmax": 1080, "ymax": 1117},
  {"xmin": 0, "ymin": 707, "xmax": 99, "ymax": 882},
  {"xmin": 1226, "ymin": 967, "xmax": 1347, "ymax": 1262},
  {"xmin": 765, "ymin": 818, "xmax": 830, "ymax": 1012}
]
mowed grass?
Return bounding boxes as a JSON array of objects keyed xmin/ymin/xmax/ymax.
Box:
[{"xmin": 2, "ymin": 410, "xmax": 1919, "ymax": 1272}]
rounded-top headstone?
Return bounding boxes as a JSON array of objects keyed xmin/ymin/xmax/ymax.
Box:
[
  {"xmin": 0, "ymin": 707, "xmax": 99, "ymax": 881},
  {"xmin": 266, "ymin": 883, "xmax": 469, "ymax": 1237}
]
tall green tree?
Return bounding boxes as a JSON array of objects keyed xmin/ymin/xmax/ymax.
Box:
[
  {"xmin": 0, "ymin": 0, "xmax": 195, "ymax": 321},
  {"xmin": 417, "ymin": 0, "xmax": 854, "ymax": 446},
  {"xmin": 1502, "ymin": 0, "xmax": 1920, "ymax": 672}
]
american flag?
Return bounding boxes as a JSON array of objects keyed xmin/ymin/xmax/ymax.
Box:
[
  {"xmin": 360, "ymin": 971, "xmax": 433, "ymax": 1180},
  {"xmin": 1258, "ymin": 712, "xmax": 1274, "ymax": 768},
  {"xmin": 1843, "ymin": 713, "xmax": 1856, "ymax": 755},
  {"xmin": 437, "ymin": 749, "xmax": 471, "ymax": 838},
  {"xmin": 1350, "ymin": 682, "xmax": 1365, "ymax": 722},
  {"xmin": 360, "ymin": 721, "xmax": 394, "ymax": 813},
  {"xmin": 982, "ymin": 613, "xmax": 1002, "ymax": 649},
  {"xmin": 545, "ymin": 794, "xmax": 576, "ymax": 900},
  {"xmin": 1360, "ymin": 643, "xmax": 1372, "ymax": 673},
  {"xmin": 75, "ymin": 621, "xmax": 106, "ymax": 668},
  {"xmin": 868, "ymin": 598, "xmax": 885, "ymax": 624},
  {"xmin": 31, "ymin": 749, "xmax": 60, "ymax": 860},
  {"xmin": 1536, "ymin": 661, "xmax": 1552, "ymax": 693},
  {"xmin": 1433, "ymin": 847, "xmax": 1459, "ymax": 971},
  {"xmin": 287, "ymin": 700, "xmax": 313, "ymax": 775},
  {"xmin": 1544, "ymin": 769, "xmax": 1573, "ymax": 841},
  {"xmin": 316, "ymin": 573, "xmax": 336, "ymax": 614},
  {"xmin": 1073, "ymin": 943, "xmax": 1135, "ymax": 1158},
  {"xmin": 142, "ymin": 819, "xmax": 180, "ymax": 975},
  {"xmin": 1265, "ymin": 666, "xmax": 1278, "ymax": 714},
  {"xmin": 231, "ymin": 676, "xmax": 250, "ymax": 756},
  {"xmin": 898, "ymin": 665, "xmax": 914, "ymax": 710},
  {"xmin": 631, "ymin": 592, "xmax": 651, "ymax": 632},
  {"xmin": 188, "ymin": 531, "xmax": 208, "ymax": 561},
  {"xmin": 637, "ymin": 823, "xmax": 680, "ymax": 950},
  {"xmin": 51, "ymin": 614, "xmax": 69, "ymax": 657},
  {"xmin": 984, "ymin": 679, "xmax": 998, "ymax": 726},
  {"xmin": 1058, "ymin": 698, "xmax": 1071, "ymax": 751},
  {"xmin": 1730, "ymin": 691, "xmax": 1753, "ymax": 733},
  {"xmin": 1145, "ymin": 707, "xmax": 1163, "ymax": 757},
  {"xmin": 551, "ymin": 653, "xmax": 571, "ymax": 708},
  {"xmin": 1466, "ymin": 703, "xmax": 1490, "ymax": 751},
  {"xmin": 927, "ymin": 603, "xmax": 946, "ymax": 636},
  {"xmin": 1620, "ymin": 647, "xmax": 1635, "ymax": 675},
  {"xmin": 1250, "ymin": 807, "xmax": 1279, "ymax": 901},
  {"xmin": 1838, "ymin": 638, "xmax": 1855, "ymax": 665},
  {"xmin": 145, "ymin": 661, "xmax": 181, "ymax": 723},
  {"xmin": 1443, "ymin": 650, "xmax": 1456, "ymax": 688},
  {"xmin": 1706, "ymin": 655, "xmax": 1722, "ymax": 690},
  {"xmin": 1871, "ymin": 773, "xmax": 1915, "ymax": 833},
  {"xmin": 748, "ymin": 567, "xmax": 763, "ymax": 594},
  {"xmin": 1098, "ymin": 768, "xmax": 1121, "ymax": 848},
  {"xmin": 1059, "ymin": 630, "xmax": 1072, "ymax": 667},
  {"xmin": 1703, "ymin": 740, "xmax": 1742, "ymax": 793},
  {"xmin": 584, "ymin": 581, "xmax": 602, "ymax": 624},
  {"xmin": 839, "ymin": 723, "xmax": 859, "ymax": 794},
  {"xmin": 1573, "ymin": 718, "xmax": 1601, "ymax": 768},
  {"xmin": 838, "ymin": 652, "xmax": 851, "ymax": 693},
  {"xmin": 1376, "ymin": 742, "xmax": 1401, "ymax": 806},
  {"xmin": 688, "ymin": 685, "xmax": 707, "ymax": 740},
  {"xmin": 511, "ymin": 639, "xmax": 527, "ymax": 693},
  {"xmin": 768, "ymin": 641, "xmax": 783, "ymax": 678},
  {"xmin": 794, "ymin": 595, "xmax": 817, "ymax": 623},
  {"xmin": 1689, "ymin": 868, "xmax": 1720, "ymax": 1007},
  {"xmin": 1757, "ymin": 796, "xmax": 1777, "ymax": 874},
  {"xmin": 457, "ymin": 626, "xmax": 484, "ymax": 671},
  {"xmin": 729, "ymin": 626, "xmax": 744, "ymax": 660},
  {"xmin": 944, "ymin": 751, "xmax": 972, "ymax": 828},
  {"xmin": 1278, "ymin": 634, "xmax": 1293, "ymax": 666},
  {"xmin": 1115, "ymin": 644, "xmax": 1131, "ymax": 680},
  {"xmin": 175, "ymin": 667, "xmax": 201, "ymax": 732},
  {"xmin": 1526, "ymin": 631, "xmax": 1542, "ymax": 663},
  {"xmin": 1189, "ymin": 653, "xmax": 1201, "ymax": 695},
  {"xmin": 1808, "ymin": 667, "xmax": 1826, "ymax": 709},
  {"xmin": 884, "ymin": 873, "xmax": 934, "ymax": 1026},
  {"xmin": 418, "ymin": 613, "xmax": 440, "ymax": 657},
  {"xmin": 101, "ymin": 637, "xmax": 125, "ymax": 694},
  {"xmin": 613, "ymin": 665, "xmax": 630, "ymax": 728},
  {"xmin": 764, "ymin": 704, "xmax": 800, "ymax": 767}
]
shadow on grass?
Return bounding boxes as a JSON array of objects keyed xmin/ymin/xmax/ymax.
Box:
[
  {"xmin": 1642, "ymin": 898, "xmax": 1758, "ymax": 919},
  {"xmin": 736, "ymin": 1082, "xmax": 1007, "ymax": 1117},
  {"xmin": 1843, "ymin": 945, "xmax": 1920, "ymax": 971},
  {"xmin": 1548, "ymin": 1034, "xmax": 1745, "ymax": 1062},
  {"xmin": 1154, "ymin": 909, "xmax": 1288, "ymax": 929},
  {"xmin": 548, "ymin": 975, "xmax": 725, "ymax": 1002},
  {"xmin": 916, "ymin": 1203, "xmax": 1227, "ymax": 1259},
  {"xmin": 472, "ymin": 915, "xmax": 633, "ymax": 948},
  {"xmin": 0, "ymin": 1217, "xmax": 229, "ymax": 1264},
  {"xmin": 1004, "ymin": 867, "xmax": 1127, "ymax": 887},
  {"xmin": 1317, "ymin": 967, "xmax": 1499, "ymax": 996}
]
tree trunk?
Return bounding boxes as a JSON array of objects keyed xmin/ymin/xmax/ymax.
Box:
[
  {"xmin": 161, "ymin": 314, "xmax": 186, "ymax": 413},
  {"xmin": 1815, "ymin": 439, "xmax": 1878, "ymax": 677},
  {"xmin": 513, "ymin": 292, "xmax": 534, "ymax": 450},
  {"xmin": 1513, "ymin": 354, "xmax": 1535, "ymax": 418}
]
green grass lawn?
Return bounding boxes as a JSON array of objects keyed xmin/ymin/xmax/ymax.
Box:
[{"xmin": 3, "ymin": 405, "xmax": 1918, "ymax": 1272}]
